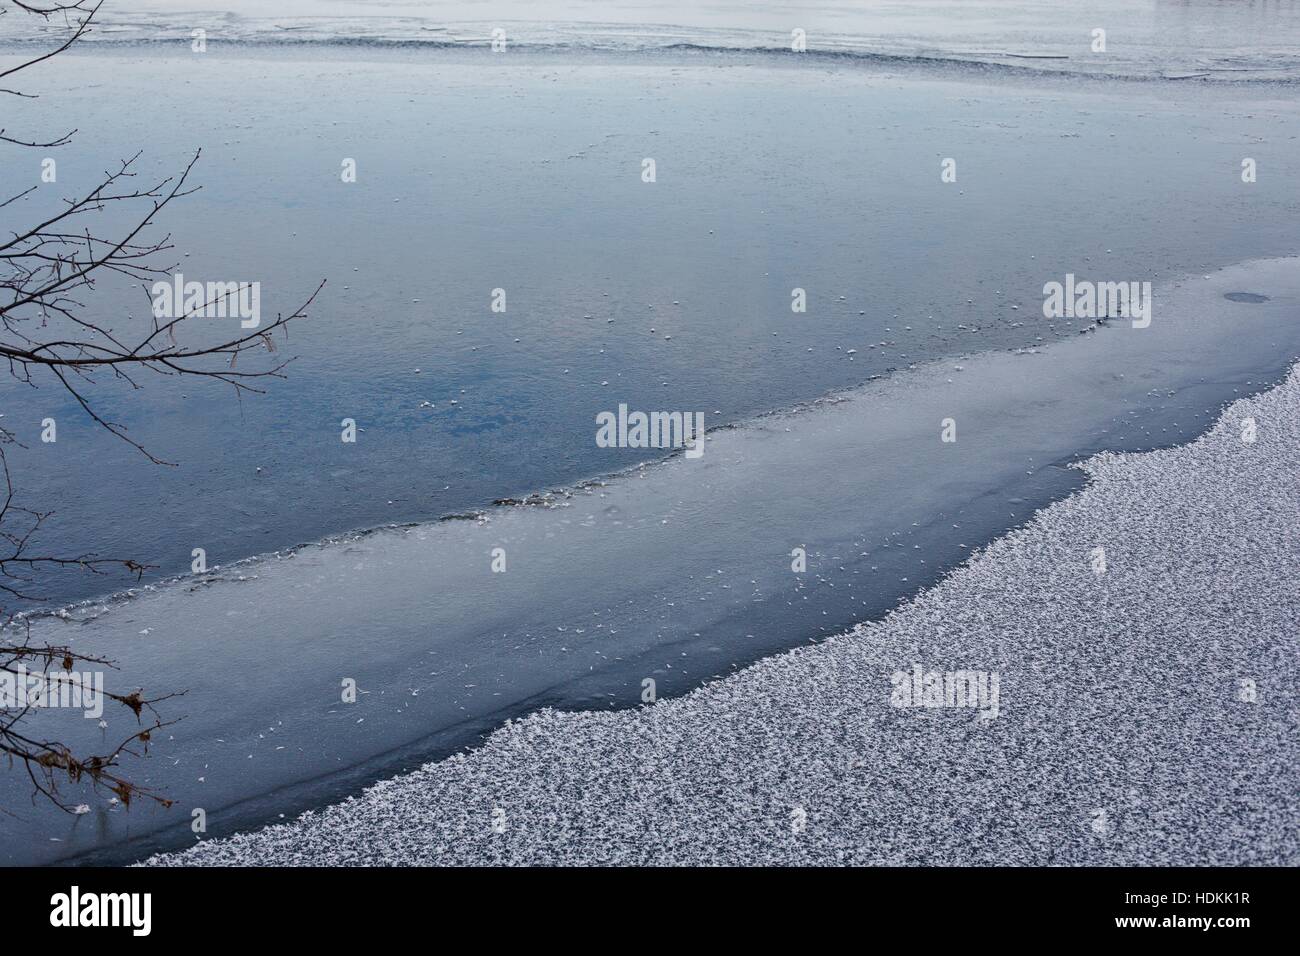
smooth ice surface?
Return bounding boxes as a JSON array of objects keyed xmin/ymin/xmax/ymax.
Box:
[
  {"xmin": 4, "ymin": 255, "xmax": 1299, "ymax": 865},
  {"xmin": 149, "ymin": 355, "xmax": 1300, "ymax": 866},
  {"xmin": 1, "ymin": 51, "xmax": 1298, "ymax": 607}
]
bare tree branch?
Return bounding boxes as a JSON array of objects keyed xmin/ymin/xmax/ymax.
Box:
[{"xmin": 0, "ymin": 0, "xmax": 325, "ymax": 811}]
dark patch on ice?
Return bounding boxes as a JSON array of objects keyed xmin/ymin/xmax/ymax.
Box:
[{"xmin": 1224, "ymin": 291, "xmax": 1270, "ymax": 303}]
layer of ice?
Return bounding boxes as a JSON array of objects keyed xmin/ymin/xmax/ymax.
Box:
[{"xmin": 4, "ymin": 0, "xmax": 1298, "ymax": 81}]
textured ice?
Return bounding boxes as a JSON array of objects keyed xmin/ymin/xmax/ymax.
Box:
[{"xmin": 147, "ymin": 361, "xmax": 1300, "ymax": 866}]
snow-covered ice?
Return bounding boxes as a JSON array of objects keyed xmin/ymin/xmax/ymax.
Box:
[{"xmin": 147, "ymin": 361, "xmax": 1300, "ymax": 866}]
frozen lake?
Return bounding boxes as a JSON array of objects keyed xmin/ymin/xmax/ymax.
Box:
[{"xmin": 0, "ymin": 5, "xmax": 1298, "ymax": 864}]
